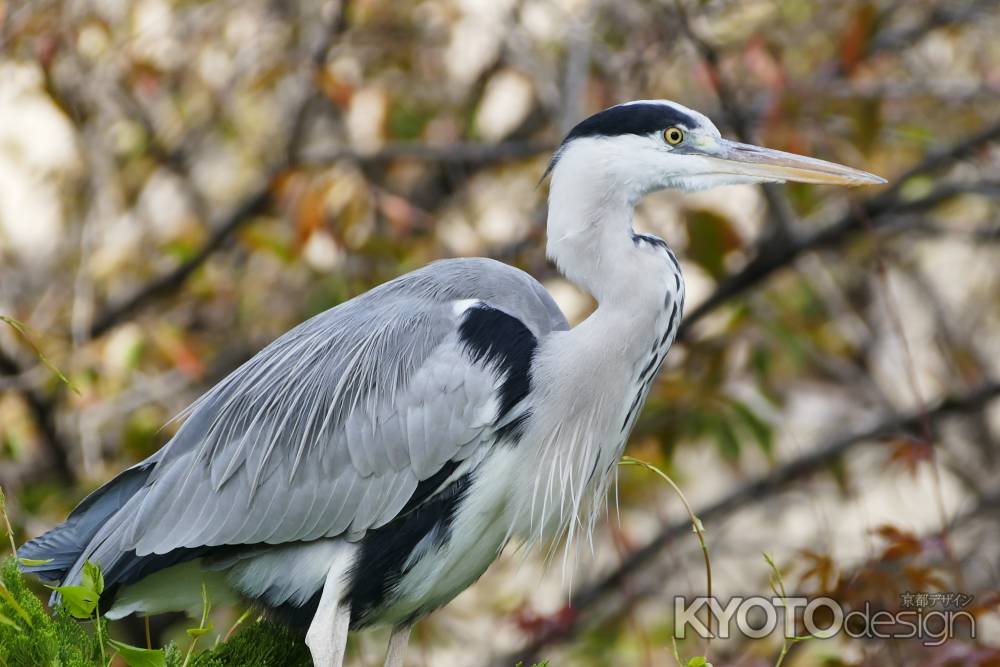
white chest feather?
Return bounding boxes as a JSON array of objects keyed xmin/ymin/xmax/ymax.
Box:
[
  {"xmin": 378, "ymin": 448, "xmax": 523, "ymax": 625},
  {"xmin": 506, "ymin": 245, "xmax": 685, "ymax": 554}
]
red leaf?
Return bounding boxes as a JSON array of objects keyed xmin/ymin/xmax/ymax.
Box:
[
  {"xmin": 887, "ymin": 436, "xmax": 935, "ymax": 475},
  {"xmin": 839, "ymin": 3, "xmax": 877, "ymax": 74}
]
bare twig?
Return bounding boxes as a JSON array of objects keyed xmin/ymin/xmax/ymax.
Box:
[
  {"xmin": 620, "ymin": 455, "xmax": 712, "ymax": 651},
  {"xmin": 286, "ymin": 0, "xmax": 351, "ymax": 164},
  {"xmin": 559, "ymin": 1, "xmax": 595, "ymax": 135}
]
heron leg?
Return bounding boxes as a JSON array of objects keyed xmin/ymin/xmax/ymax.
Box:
[
  {"xmin": 306, "ymin": 599, "xmax": 350, "ymax": 667},
  {"xmin": 306, "ymin": 562, "xmax": 353, "ymax": 667},
  {"xmin": 384, "ymin": 624, "xmax": 412, "ymax": 667}
]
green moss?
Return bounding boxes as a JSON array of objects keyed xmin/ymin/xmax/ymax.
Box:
[
  {"xmin": 0, "ymin": 559, "xmax": 101, "ymax": 667},
  {"xmin": 187, "ymin": 621, "xmax": 312, "ymax": 667},
  {"xmin": 0, "ymin": 560, "xmax": 310, "ymax": 667},
  {"xmin": 3, "ymin": 560, "xmax": 541, "ymax": 667}
]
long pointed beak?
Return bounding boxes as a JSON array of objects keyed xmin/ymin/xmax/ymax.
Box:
[{"xmin": 700, "ymin": 138, "xmax": 886, "ymax": 186}]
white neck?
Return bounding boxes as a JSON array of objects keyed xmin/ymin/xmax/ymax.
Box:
[
  {"xmin": 545, "ymin": 140, "xmax": 663, "ymax": 305},
  {"xmin": 509, "ymin": 140, "xmax": 686, "ymax": 554}
]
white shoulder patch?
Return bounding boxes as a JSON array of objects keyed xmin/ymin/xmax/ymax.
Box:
[{"xmin": 452, "ymin": 299, "xmax": 481, "ymax": 317}]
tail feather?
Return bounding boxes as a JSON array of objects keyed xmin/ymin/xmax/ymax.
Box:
[{"xmin": 18, "ymin": 457, "xmax": 158, "ymax": 583}]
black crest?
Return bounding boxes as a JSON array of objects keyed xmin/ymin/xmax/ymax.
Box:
[
  {"xmin": 562, "ymin": 102, "xmax": 698, "ymax": 144},
  {"xmin": 543, "ymin": 102, "xmax": 699, "ymax": 179}
]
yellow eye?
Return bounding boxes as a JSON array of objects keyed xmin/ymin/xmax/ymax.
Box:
[{"xmin": 664, "ymin": 127, "xmax": 684, "ymax": 145}]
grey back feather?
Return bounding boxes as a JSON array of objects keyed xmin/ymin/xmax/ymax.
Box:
[{"xmin": 69, "ymin": 258, "xmax": 566, "ymax": 580}]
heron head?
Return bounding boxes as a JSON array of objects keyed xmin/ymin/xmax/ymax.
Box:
[{"xmin": 547, "ymin": 100, "xmax": 886, "ymax": 196}]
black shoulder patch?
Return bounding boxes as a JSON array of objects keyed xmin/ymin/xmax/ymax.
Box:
[
  {"xmin": 344, "ymin": 472, "xmax": 473, "ymax": 629},
  {"xmin": 563, "ymin": 103, "xmax": 697, "ymax": 143},
  {"xmin": 459, "ymin": 304, "xmax": 537, "ymax": 420},
  {"xmin": 397, "ymin": 459, "xmax": 461, "ymax": 516},
  {"xmin": 495, "ymin": 410, "xmax": 531, "ymax": 443}
]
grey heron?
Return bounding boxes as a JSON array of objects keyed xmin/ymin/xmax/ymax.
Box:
[{"xmin": 19, "ymin": 100, "xmax": 884, "ymax": 666}]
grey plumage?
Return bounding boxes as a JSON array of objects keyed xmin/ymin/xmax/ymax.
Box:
[{"xmin": 24, "ymin": 257, "xmax": 566, "ymax": 592}]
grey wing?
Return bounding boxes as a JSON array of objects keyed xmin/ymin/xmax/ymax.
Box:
[{"xmin": 109, "ymin": 258, "xmax": 566, "ymax": 558}]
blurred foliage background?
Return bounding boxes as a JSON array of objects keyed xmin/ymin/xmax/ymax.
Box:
[{"xmin": 2, "ymin": 0, "xmax": 1000, "ymax": 665}]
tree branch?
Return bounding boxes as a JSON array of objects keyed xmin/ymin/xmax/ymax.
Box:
[
  {"xmin": 0, "ymin": 347, "xmax": 74, "ymax": 484},
  {"xmin": 498, "ymin": 381, "xmax": 1000, "ymax": 665},
  {"xmin": 882, "ymin": 119, "xmax": 1000, "ymax": 198},
  {"xmin": 85, "ymin": 137, "xmax": 553, "ymax": 340},
  {"xmin": 85, "ymin": 2, "xmax": 351, "ymax": 341},
  {"xmin": 301, "ymin": 140, "xmax": 553, "ymax": 169},
  {"xmin": 672, "ymin": 1, "xmax": 796, "ymax": 242},
  {"xmin": 86, "ymin": 185, "xmax": 273, "ymax": 339},
  {"xmin": 678, "ymin": 173, "xmax": 1000, "ymax": 339},
  {"xmin": 6, "ymin": 1, "xmax": 357, "ymax": 481},
  {"xmin": 671, "ymin": 0, "xmax": 1000, "ymax": 286},
  {"xmin": 864, "ymin": 0, "xmax": 996, "ymax": 64}
]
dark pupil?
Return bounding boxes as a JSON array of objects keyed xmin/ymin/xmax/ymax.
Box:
[{"xmin": 668, "ymin": 129, "xmax": 680, "ymax": 142}]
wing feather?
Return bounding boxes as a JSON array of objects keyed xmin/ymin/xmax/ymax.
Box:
[{"xmin": 97, "ymin": 259, "xmax": 568, "ymax": 562}]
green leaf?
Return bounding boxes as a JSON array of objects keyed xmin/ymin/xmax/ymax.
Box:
[
  {"xmin": 46, "ymin": 584, "xmax": 98, "ymax": 619},
  {"xmin": 108, "ymin": 639, "xmax": 166, "ymax": 667},
  {"xmin": 389, "ymin": 100, "xmax": 433, "ymax": 140},
  {"xmin": 0, "ymin": 609, "xmax": 21, "ymax": 630},
  {"xmin": 898, "ymin": 174, "xmax": 935, "ymax": 201},
  {"xmin": 730, "ymin": 401, "xmax": 774, "ymax": 458},
  {"xmin": 687, "ymin": 657, "xmax": 707, "ymax": 667},
  {"xmin": 684, "ymin": 210, "xmax": 741, "ymax": 280},
  {"xmin": 82, "ymin": 560, "xmax": 104, "ymax": 596},
  {"xmin": 17, "ymin": 557, "xmax": 53, "ymax": 566},
  {"xmin": 0, "ymin": 315, "xmax": 80, "ymax": 394},
  {"xmin": 0, "ymin": 581, "xmax": 33, "ymax": 627},
  {"xmin": 186, "ymin": 622, "xmax": 214, "ymax": 638},
  {"xmin": 712, "ymin": 415, "xmax": 742, "ymax": 463}
]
